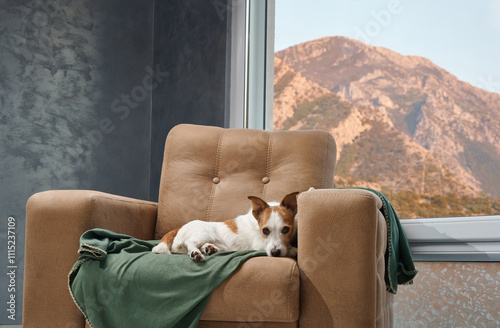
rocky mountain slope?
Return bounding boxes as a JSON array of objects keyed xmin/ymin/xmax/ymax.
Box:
[{"xmin": 274, "ymin": 36, "xmax": 500, "ymax": 200}]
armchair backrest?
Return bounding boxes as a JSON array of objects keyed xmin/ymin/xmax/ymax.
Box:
[{"xmin": 155, "ymin": 124, "xmax": 336, "ymax": 238}]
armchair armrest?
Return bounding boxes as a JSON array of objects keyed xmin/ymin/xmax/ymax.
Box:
[
  {"xmin": 23, "ymin": 190, "xmax": 158, "ymax": 328},
  {"xmin": 297, "ymin": 188, "xmax": 392, "ymax": 328}
]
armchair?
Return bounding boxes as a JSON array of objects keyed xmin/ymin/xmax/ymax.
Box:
[{"xmin": 24, "ymin": 124, "xmax": 393, "ymax": 327}]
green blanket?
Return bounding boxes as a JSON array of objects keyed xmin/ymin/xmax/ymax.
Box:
[
  {"xmin": 339, "ymin": 187, "xmax": 418, "ymax": 293},
  {"xmin": 68, "ymin": 229, "xmax": 266, "ymax": 328}
]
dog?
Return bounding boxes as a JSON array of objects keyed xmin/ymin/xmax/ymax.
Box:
[{"xmin": 152, "ymin": 192, "xmax": 299, "ymax": 262}]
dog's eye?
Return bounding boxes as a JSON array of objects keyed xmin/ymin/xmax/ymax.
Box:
[
  {"xmin": 281, "ymin": 227, "xmax": 290, "ymax": 234},
  {"xmin": 262, "ymin": 228, "xmax": 270, "ymax": 235}
]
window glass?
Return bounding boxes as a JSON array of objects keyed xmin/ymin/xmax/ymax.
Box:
[{"xmin": 274, "ymin": 0, "xmax": 500, "ymax": 219}]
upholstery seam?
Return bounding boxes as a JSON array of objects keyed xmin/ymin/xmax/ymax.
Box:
[
  {"xmin": 321, "ymin": 132, "xmax": 328, "ymax": 188},
  {"xmin": 302, "ymin": 191, "xmax": 377, "ymax": 201},
  {"xmin": 287, "ymin": 261, "xmax": 298, "ymax": 321},
  {"xmin": 206, "ymin": 130, "xmax": 224, "ymax": 221},
  {"xmin": 262, "ymin": 133, "xmax": 273, "ymax": 200},
  {"xmin": 93, "ymin": 195, "xmax": 158, "ymax": 207},
  {"xmin": 89, "ymin": 196, "xmax": 95, "ymax": 231},
  {"xmin": 376, "ymin": 190, "xmax": 395, "ymax": 294},
  {"xmin": 157, "ymin": 130, "xmax": 174, "ymax": 234}
]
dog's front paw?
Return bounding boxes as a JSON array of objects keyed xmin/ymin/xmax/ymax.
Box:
[
  {"xmin": 190, "ymin": 250, "xmax": 205, "ymax": 262},
  {"xmin": 201, "ymin": 243, "xmax": 219, "ymax": 256}
]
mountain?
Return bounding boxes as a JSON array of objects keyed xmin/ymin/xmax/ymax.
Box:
[{"xmin": 274, "ymin": 36, "xmax": 500, "ymax": 204}]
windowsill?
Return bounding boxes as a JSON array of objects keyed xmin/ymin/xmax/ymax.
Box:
[{"xmin": 401, "ymin": 215, "xmax": 500, "ymax": 262}]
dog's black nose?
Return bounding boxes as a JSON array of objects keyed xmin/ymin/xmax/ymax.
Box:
[{"xmin": 271, "ymin": 249, "xmax": 281, "ymax": 257}]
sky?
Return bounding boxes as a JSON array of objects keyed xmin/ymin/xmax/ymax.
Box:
[{"xmin": 274, "ymin": 0, "xmax": 500, "ymax": 92}]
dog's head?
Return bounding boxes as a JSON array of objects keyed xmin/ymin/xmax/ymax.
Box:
[{"xmin": 247, "ymin": 192, "xmax": 299, "ymax": 257}]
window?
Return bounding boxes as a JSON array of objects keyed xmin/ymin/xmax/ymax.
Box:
[
  {"xmin": 272, "ymin": 0, "xmax": 500, "ymax": 221},
  {"xmin": 233, "ymin": 0, "xmax": 500, "ymax": 262}
]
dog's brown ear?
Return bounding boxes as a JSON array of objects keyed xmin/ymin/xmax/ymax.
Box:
[
  {"xmin": 280, "ymin": 192, "xmax": 299, "ymax": 216},
  {"xmin": 248, "ymin": 196, "xmax": 269, "ymax": 220}
]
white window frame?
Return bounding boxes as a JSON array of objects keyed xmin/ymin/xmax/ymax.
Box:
[
  {"xmin": 402, "ymin": 216, "xmax": 500, "ymax": 262},
  {"xmin": 230, "ymin": 0, "xmax": 500, "ymax": 262},
  {"xmin": 227, "ymin": 0, "xmax": 274, "ymax": 130}
]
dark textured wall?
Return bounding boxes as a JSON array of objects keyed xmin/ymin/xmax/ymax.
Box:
[
  {"xmin": 0, "ymin": 1, "xmax": 154, "ymax": 324},
  {"xmin": 0, "ymin": 0, "xmax": 229, "ymax": 324},
  {"xmin": 150, "ymin": 0, "xmax": 230, "ymax": 201}
]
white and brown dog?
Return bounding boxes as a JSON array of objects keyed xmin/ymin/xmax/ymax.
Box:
[{"xmin": 152, "ymin": 192, "xmax": 299, "ymax": 262}]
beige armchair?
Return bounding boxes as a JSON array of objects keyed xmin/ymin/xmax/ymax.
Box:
[{"xmin": 24, "ymin": 124, "xmax": 393, "ymax": 327}]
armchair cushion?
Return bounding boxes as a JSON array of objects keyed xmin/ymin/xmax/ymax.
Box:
[{"xmin": 201, "ymin": 256, "xmax": 299, "ymax": 323}]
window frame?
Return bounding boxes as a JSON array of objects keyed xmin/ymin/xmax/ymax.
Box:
[
  {"xmin": 227, "ymin": 0, "xmax": 274, "ymax": 130},
  {"xmin": 402, "ymin": 216, "xmax": 500, "ymax": 261},
  {"xmin": 232, "ymin": 0, "xmax": 500, "ymax": 262}
]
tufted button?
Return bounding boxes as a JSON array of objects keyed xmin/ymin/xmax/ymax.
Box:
[
  {"xmin": 262, "ymin": 177, "xmax": 270, "ymax": 184},
  {"xmin": 212, "ymin": 177, "xmax": 220, "ymax": 184}
]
